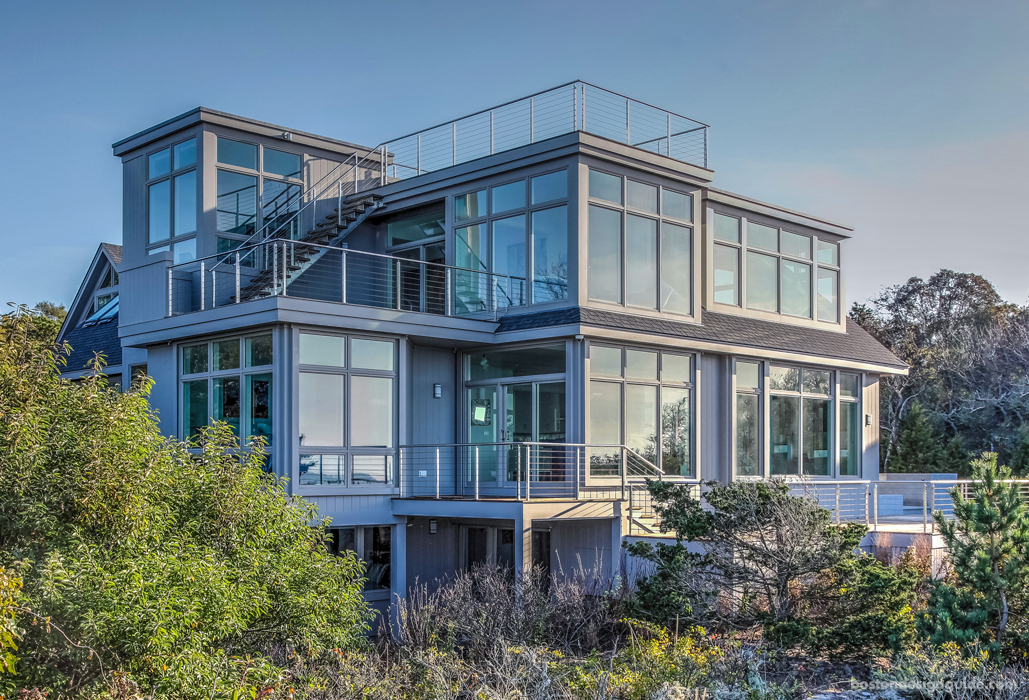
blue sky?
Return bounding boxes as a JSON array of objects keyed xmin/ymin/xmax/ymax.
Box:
[{"xmin": 1, "ymin": 0, "xmax": 1026, "ymax": 309}]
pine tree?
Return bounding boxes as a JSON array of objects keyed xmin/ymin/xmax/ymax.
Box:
[
  {"xmin": 940, "ymin": 434, "xmax": 970, "ymax": 476},
  {"xmin": 1008, "ymin": 424, "xmax": 1029, "ymax": 476},
  {"xmin": 935, "ymin": 453, "xmax": 1029, "ymax": 645},
  {"xmin": 890, "ymin": 403, "xmax": 942, "ymax": 473}
]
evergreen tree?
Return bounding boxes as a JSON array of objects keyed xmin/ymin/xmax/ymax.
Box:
[
  {"xmin": 890, "ymin": 403, "xmax": 942, "ymax": 472},
  {"xmin": 934, "ymin": 453, "xmax": 1029, "ymax": 646},
  {"xmin": 1008, "ymin": 424, "xmax": 1029, "ymax": 476},
  {"xmin": 940, "ymin": 434, "xmax": 971, "ymax": 476}
]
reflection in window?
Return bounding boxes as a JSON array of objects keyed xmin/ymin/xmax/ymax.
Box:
[
  {"xmin": 217, "ymin": 138, "xmax": 258, "ymax": 170},
  {"xmin": 736, "ymin": 393, "xmax": 759, "ymax": 477},
  {"xmin": 713, "ymin": 213, "xmax": 740, "ymax": 243},
  {"xmin": 264, "ymin": 148, "xmax": 302, "ymax": 179},
  {"xmin": 627, "ymin": 180, "xmax": 658, "ymax": 213},
  {"xmin": 149, "ymin": 180, "xmax": 170, "ymax": 243},
  {"xmin": 840, "ymin": 401, "xmax": 861, "ymax": 476},
  {"xmin": 246, "ymin": 373, "xmax": 273, "ymax": 444},
  {"xmin": 531, "ymin": 171, "xmax": 567, "ymax": 204},
  {"xmin": 387, "ymin": 209, "xmax": 445, "ymax": 246},
  {"xmin": 173, "ymin": 138, "xmax": 196, "ymax": 169},
  {"xmin": 770, "ymin": 395, "xmax": 799, "ymax": 476},
  {"xmin": 492, "ymin": 181, "xmax": 525, "ymax": 213},
  {"xmin": 746, "ymin": 251, "xmax": 777, "ymax": 312},
  {"xmin": 300, "ymin": 373, "xmax": 344, "ymax": 447},
  {"xmin": 713, "ymin": 244, "xmax": 739, "ymax": 306},
  {"xmin": 661, "ymin": 222, "xmax": 691, "ymax": 315},
  {"xmin": 662, "ymin": 190, "xmax": 692, "ymax": 222},
  {"xmin": 803, "ymin": 398, "xmax": 830, "ymax": 476},
  {"xmin": 817, "ymin": 268, "xmax": 839, "ymax": 323},
  {"xmin": 491, "ymin": 215, "xmax": 527, "ymax": 307},
  {"xmin": 531, "ymin": 206, "xmax": 568, "ymax": 302},
  {"xmin": 455, "ymin": 191, "xmax": 486, "ymax": 221},
  {"xmin": 588, "ymin": 170, "xmax": 622, "ymax": 204},
  {"xmin": 626, "ymin": 214, "xmax": 657, "ymax": 309},
  {"xmin": 300, "ymin": 454, "xmax": 344, "ymax": 485},
  {"xmin": 661, "ymin": 387, "xmax": 691, "ymax": 477},
  {"xmin": 173, "ymin": 171, "xmax": 196, "ymax": 236},
  {"xmin": 363, "ymin": 526, "xmax": 392, "ymax": 590},
  {"xmin": 590, "ymin": 345, "xmax": 622, "ymax": 377},
  {"xmin": 589, "ymin": 380, "xmax": 621, "ymax": 476},
  {"xmin": 217, "ymin": 170, "xmax": 258, "ymax": 235},
  {"xmin": 183, "ymin": 380, "xmax": 208, "ymax": 438},
  {"xmin": 469, "ymin": 344, "xmax": 565, "ymax": 381},
  {"xmin": 149, "ymin": 148, "xmax": 171, "ymax": 179},
  {"xmin": 213, "ymin": 377, "xmax": 241, "ymax": 436},
  {"xmin": 588, "ymin": 205, "xmax": 621, "ymax": 303},
  {"xmin": 781, "ymin": 260, "xmax": 811, "ymax": 318}
]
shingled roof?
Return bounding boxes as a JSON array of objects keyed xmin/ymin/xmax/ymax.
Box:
[
  {"xmin": 496, "ymin": 306, "xmax": 906, "ymax": 371},
  {"xmin": 60, "ymin": 313, "xmax": 122, "ymax": 372}
]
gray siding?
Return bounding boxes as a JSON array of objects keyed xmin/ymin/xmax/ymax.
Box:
[
  {"xmin": 307, "ymin": 494, "xmax": 395, "ymax": 526},
  {"xmin": 122, "ymin": 155, "xmax": 146, "ymax": 266},
  {"xmin": 146, "ymin": 344, "xmax": 177, "ymax": 437},
  {"xmin": 550, "ymin": 519, "xmax": 614, "ymax": 580},
  {"xmin": 408, "ymin": 345, "xmax": 457, "ymax": 446},
  {"xmin": 700, "ymin": 353, "xmax": 727, "ymax": 482},
  {"xmin": 406, "ymin": 517, "xmax": 461, "ymax": 593},
  {"xmin": 863, "ymin": 373, "xmax": 881, "ymax": 479}
]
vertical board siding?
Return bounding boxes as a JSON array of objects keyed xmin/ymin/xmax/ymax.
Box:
[
  {"xmin": 700, "ymin": 354, "xmax": 725, "ymax": 481},
  {"xmin": 549, "ymin": 519, "xmax": 613, "ymax": 581},
  {"xmin": 123, "ymin": 155, "xmax": 146, "ymax": 263},
  {"xmin": 409, "ymin": 345, "xmax": 457, "ymax": 445},
  {"xmin": 863, "ymin": 374, "xmax": 881, "ymax": 479}
]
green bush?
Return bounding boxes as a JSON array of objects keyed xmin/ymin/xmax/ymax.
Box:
[{"xmin": 0, "ymin": 308, "xmax": 370, "ymax": 698}]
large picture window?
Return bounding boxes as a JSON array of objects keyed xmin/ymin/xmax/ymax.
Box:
[
  {"xmin": 147, "ymin": 136, "xmax": 197, "ymax": 263},
  {"xmin": 298, "ymin": 333, "xmax": 396, "ymax": 489},
  {"xmin": 587, "ymin": 168, "xmax": 695, "ymax": 316},
  {"xmin": 180, "ymin": 333, "xmax": 273, "ymax": 447},
  {"xmin": 453, "ymin": 170, "xmax": 568, "ymax": 314},
  {"xmin": 588, "ymin": 344, "xmax": 693, "ymax": 477},
  {"xmin": 328, "ymin": 525, "xmax": 392, "ymax": 599}
]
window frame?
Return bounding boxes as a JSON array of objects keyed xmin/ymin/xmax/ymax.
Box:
[
  {"xmin": 586, "ymin": 342, "xmax": 697, "ymax": 479},
  {"xmin": 451, "ymin": 168, "xmax": 570, "ymax": 310},
  {"xmin": 146, "ymin": 136, "xmax": 199, "ymax": 260},
  {"xmin": 707, "ymin": 207, "xmax": 844, "ymax": 326},
  {"xmin": 297, "ymin": 331, "xmax": 398, "ymax": 493},
  {"xmin": 586, "ymin": 167, "xmax": 697, "ymax": 318}
]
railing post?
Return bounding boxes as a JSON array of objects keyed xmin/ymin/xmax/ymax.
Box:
[
  {"xmin": 380, "ymin": 145, "xmax": 386, "ymax": 186},
  {"xmin": 474, "ymin": 446, "xmax": 480, "ymax": 501},
  {"xmin": 929, "ymin": 482, "xmax": 935, "ymax": 533},
  {"xmin": 489, "ymin": 111, "xmax": 494, "ymax": 154},
  {"xmin": 341, "ymin": 250, "xmax": 347, "ymax": 303},
  {"xmin": 445, "ymin": 267, "xmax": 452, "ymax": 316},
  {"xmin": 666, "ymin": 112, "xmax": 672, "ymax": 157},
  {"xmin": 395, "ymin": 258, "xmax": 401, "ymax": 310},
  {"xmin": 835, "ymin": 483, "xmax": 841, "ymax": 525},
  {"xmin": 338, "ymin": 181, "xmax": 342, "ymax": 227},
  {"xmin": 923, "ymin": 482, "xmax": 928, "ymax": 534},
  {"xmin": 621, "ymin": 448, "xmax": 627, "ymax": 502},
  {"xmin": 573, "ymin": 83, "xmax": 578, "ymax": 132},
  {"xmin": 581, "ymin": 83, "xmax": 586, "ymax": 132},
  {"xmin": 516, "ymin": 445, "xmax": 522, "ymax": 501},
  {"xmin": 628, "ymin": 484, "xmax": 633, "ymax": 536},
  {"xmin": 452, "ymin": 122, "xmax": 457, "ymax": 166},
  {"xmin": 575, "ymin": 446, "xmax": 581, "ymax": 500},
  {"xmin": 525, "ymin": 444, "xmax": 531, "ymax": 503},
  {"xmin": 865, "ymin": 485, "xmax": 870, "ymax": 526},
  {"xmin": 873, "ymin": 482, "xmax": 879, "ymax": 529},
  {"xmin": 435, "ymin": 447, "xmax": 441, "ymax": 499},
  {"xmin": 211, "ymin": 268, "xmax": 217, "ymax": 309},
  {"xmin": 272, "ymin": 242, "xmax": 278, "ymax": 295},
  {"xmin": 625, "ymin": 98, "xmax": 630, "ymax": 145},
  {"xmin": 235, "ymin": 252, "xmax": 240, "ymax": 304},
  {"xmin": 282, "ymin": 242, "xmax": 288, "ymax": 296},
  {"xmin": 417, "ymin": 133, "xmax": 422, "ymax": 175},
  {"xmin": 530, "ymin": 96, "xmax": 534, "ymax": 143},
  {"xmin": 167, "ymin": 267, "xmax": 172, "ymax": 317},
  {"xmin": 200, "ymin": 260, "xmax": 205, "ymax": 310}
]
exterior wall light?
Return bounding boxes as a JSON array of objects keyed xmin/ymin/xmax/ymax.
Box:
[
  {"xmin": 429, "ymin": 519, "xmax": 437, "ymax": 534},
  {"xmin": 433, "ymin": 383, "xmax": 442, "ymax": 399}
]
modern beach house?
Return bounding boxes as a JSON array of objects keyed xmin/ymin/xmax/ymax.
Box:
[{"xmin": 57, "ymin": 82, "xmax": 907, "ymax": 616}]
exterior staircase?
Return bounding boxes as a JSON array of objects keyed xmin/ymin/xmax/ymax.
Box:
[{"xmin": 232, "ymin": 194, "xmax": 383, "ymax": 303}]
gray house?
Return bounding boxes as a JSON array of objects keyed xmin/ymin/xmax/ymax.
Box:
[{"xmin": 58, "ymin": 82, "xmax": 906, "ymax": 616}]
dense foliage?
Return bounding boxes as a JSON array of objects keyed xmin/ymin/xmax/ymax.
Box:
[
  {"xmin": 0, "ymin": 308, "xmax": 369, "ymax": 698},
  {"xmin": 852, "ymin": 270, "xmax": 1029, "ymax": 474}
]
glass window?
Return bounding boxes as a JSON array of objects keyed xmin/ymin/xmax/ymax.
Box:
[
  {"xmin": 173, "ymin": 171, "xmax": 196, "ymax": 236},
  {"xmin": 246, "ymin": 335, "xmax": 273, "ymax": 367},
  {"xmin": 455, "ymin": 224, "xmax": 485, "ymax": 270},
  {"xmin": 300, "ymin": 454, "xmax": 344, "ymax": 486},
  {"xmin": 148, "ymin": 180, "xmax": 170, "ymax": 243},
  {"xmin": 531, "ymin": 205, "xmax": 568, "ymax": 303},
  {"xmin": 212, "ymin": 377, "xmax": 241, "ymax": 436},
  {"xmin": 100, "ymin": 266, "xmax": 119, "ymax": 289},
  {"xmin": 491, "ymin": 215, "xmax": 527, "ymax": 306},
  {"xmin": 588, "ymin": 205, "xmax": 622, "ymax": 303},
  {"xmin": 148, "ymin": 148, "xmax": 170, "ymax": 179},
  {"xmin": 770, "ymin": 366, "xmax": 799, "ymax": 392},
  {"xmin": 590, "ymin": 346, "xmax": 622, "ymax": 378},
  {"xmin": 363, "ymin": 526, "xmax": 391, "ymax": 590},
  {"xmin": 781, "ymin": 260, "xmax": 811, "ymax": 318},
  {"xmin": 172, "ymin": 238, "xmax": 196, "ymax": 265},
  {"xmin": 352, "ymin": 338, "xmax": 394, "ymax": 371},
  {"xmin": 781, "ymin": 231, "xmax": 811, "ymax": 259},
  {"xmin": 264, "ymin": 148, "xmax": 301, "ymax": 179},
  {"xmin": 387, "ymin": 209, "xmax": 445, "ymax": 246},
  {"xmin": 625, "ymin": 350, "xmax": 658, "ymax": 380},
  {"xmin": 770, "ymin": 395, "xmax": 799, "ymax": 475},
  {"xmin": 626, "ymin": 214, "xmax": 657, "ymax": 309},
  {"xmin": 736, "ymin": 393, "xmax": 759, "ymax": 477},
  {"xmin": 840, "ymin": 373, "xmax": 860, "ymax": 398},
  {"xmin": 183, "ymin": 380, "xmax": 208, "ymax": 438},
  {"xmin": 353, "ymin": 455, "xmax": 391, "ymax": 485},
  {"xmin": 661, "ymin": 387, "xmax": 690, "ymax": 476},
  {"xmin": 454, "ymin": 191, "xmax": 486, "ymax": 222},
  {"xmin": 262, "ymin": 180, "xmax": 300, "ymax": 231},
  {"xmin": 818, "ymin": 240, "xmax": 839, "ymax": 266},
  {"xmin": 149, "ymin": 245, "xmax": 170, "ymax": 256},
  {"xmin": 130, "ymin": 364, "xmax": 148, "ymax": 388},
  {"xmin": 746, "ymin": 251, "xmax": 778, "ymax": 312},
  {"xmin": 531, "ymin": 171, "xmax": 567, "ymax": 204},
  {"xmin": 662, "ymin": 353, "xmax": 691, "ymax": 383},
  {"xmin": 803, "ymin": 398, "xmax": 831, "ymax": 476},
  {"xmin": 627, "ymin": 180, "xmax": 658, "ymax": 213},
  {"xmin": 713, "ymin": 244, "xmax": 739, "ymax": 305},
  {"xmin": 492, "ymin": 181, "xmax": 525, "ymax": 214},
  {"xmin": 589, "ymin": 381, "xmax": 621, "ymax": 475},
  {"xmin": 351, "ymin": 376, "xmax": 393, "ymax": 447},
  {"xmin": 803, "ymin": 369, "xmax": 831, "ymax": 395},
  {"xmin": 300, "ymin": 333, "xmax": 345, "ymax": 367},
  {"xmin": 662, "ymin": 190, "xmax": 692, "ymax": 221},
  {"xmin": 589, "ymin": 169, "xmax": 622, "ymax": 204},
  {"xmin": 840, "ymin": 401, "xmax": 861, "ymax": 476},
  {"xmin": 713, "ymin": 213, "xmax": 740, "ymax": 243},
  {"xmin": 218, "ymin": 138, "xmax": 257, "ymax": 170},
  {"xmin": 182, "ymin": 344, "xmax": 208, "ymax": 374},
  {"xmin": 625, "ymin": 384, "xmax": 658, "ymax": 462},
  {"xmin": 747, "ymin": 222, "xmax": 778, "ymax": 251},
  {"xmin": 661, "ymin": 222, "xmax": 691, "ymax": 315},
  {"xmin": 173, "ymin": 138, "xmax": 196, "ymax": 169},
  {"xmin": 217, "ymin": 170, "xmax": 258, "ymax": 235},
  {"xmin": 817, "ymin": 268, "xmax": 839, "ymax": 323},
  {"xmin": 469, "ymin": 344, "xmax": 565, "ymax": 381},
  {"xmin": 736, "ymin": 361, "xmax": 760, "ymax": 390},
  {"xmin": 213, "ymin": 339, "xmax": 240, "ymax": 371},
  {"xmin": 300, "ymin": 373, "xmax": 344, "ymax": 447},
  {"xmin": 95, "ymin": 293, "xmax": 116, "ymax": 312},
  {"xmin": 246, "ymin": 373, "xmax": 273, "ymax": 443}
]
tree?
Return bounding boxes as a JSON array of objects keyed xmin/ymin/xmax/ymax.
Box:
[
  {"xmin": 934, "ymin": 453, "xmax": 1029, "ymax": 647},
  {"xmin": 0, "ymin": 307, "xmax": 370, "ymax": 697},
  {"xmin": 890, "ymin": 402, "xmax": 942, "ymax": 473}
]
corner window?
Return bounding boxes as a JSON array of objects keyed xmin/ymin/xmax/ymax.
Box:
[
  {"xmin": 147, "ymin": 137, "xmax": 197, "ymax": 260},
  {"xmin": 588, "ymin": 344, "xmax": 694, "ymax": 477},
  {"xmin": 298, "ymin": 333, "xmax": 397, "ymax": 489},
  {"xmin": 451, "ymin": 170, "xmax": 568, "ymax": 314},
  {"xmin": 587, "ymin": 168, "xmax": 695, "ymax": 316},
  {"xmin": 179, "ymin": 334, "xmax": 273, "ymax": 446}
]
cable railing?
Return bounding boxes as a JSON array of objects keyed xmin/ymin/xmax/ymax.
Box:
[
  {"xmin": 166, "ymin": 237, "xmax": 568, "ymax": 317},
  {"xmin": 397, "ymin": 442, "xmax": 683, "ymax": 501},
  {"xmin": 382, "ymin": 81, "xmax": 709, "ymax": 181}
]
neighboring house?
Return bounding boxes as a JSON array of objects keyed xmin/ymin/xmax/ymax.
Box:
[{"xmin": 60, "ymin": 82, "xmax": 906, "ymax": 616}]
